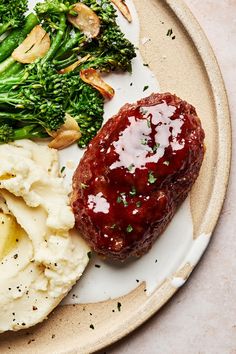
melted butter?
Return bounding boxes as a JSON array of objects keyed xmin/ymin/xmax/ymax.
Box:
[{"xmin": 0, "ymin": 213, "xmax": 24, "ymax": 261}]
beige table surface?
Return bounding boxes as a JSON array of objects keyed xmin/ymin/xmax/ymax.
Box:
[{"xmin": 98, "ymin": 1, "xmax": 236, "ymax": 353}]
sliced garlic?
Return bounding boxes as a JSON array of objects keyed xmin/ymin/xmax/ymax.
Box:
[
  {"xmin": 12, "ymin": 25, "xmax": 50, "ymax": 64},
  {"xmin": 110, "ymin": 0, "xmax": 132, "ymax": 22},
  {"xmin": 48, "ymin": 114, "xmax": 81, "ymax": 150},
  {"xmin": 80, "ymin": 68, "xmax": 115, "ymax": 99},
  {"xmin": 48, "ymin": 130, "xmax": 81, "ymax": 150},
  {"xmin": 59, "ymin": 54, "xmax": 90, "ymax": 74},
  {"xmin": 68, "ymin": 3, "xmax": 100, "ymax": 39}
]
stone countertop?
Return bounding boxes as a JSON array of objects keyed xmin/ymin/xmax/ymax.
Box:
[{"xmin": 99, "ymin": 1, "xmax": 236, "ymax": 353}]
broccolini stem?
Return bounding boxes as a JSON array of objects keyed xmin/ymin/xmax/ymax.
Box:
[
  {"xmin": 0, "ymin": 57, "xmax": 15, "ymax": 76},
  {"xmin": 0, "ymin": 62, "xmax": 23, "ymax": 79},
  {"xmin": 0, "ymin": 72, "xmax": 27, "ymax": 92},
  {"xmin": 42, "ymin": 14, "xmax": 67, "ymax": 63},
  {"xmin": 0, "ymin": 23, "xmax": 11, "ymax": 36},
  {"xmin": 0, "ymin": 94, "xmax": 21, "ymax": 106},
  {"xmin": 55, "ymin": 31, "xmax": 85, "ymax": 59},
  {"xmin": 13, "ymin": 125, "xmax": 48, "ymax": 140},
  {"xmin": 0, "ymin": 111, "xmax": 36, "ymax": 123},
  {"xmin": 54, "ymin": 54, "xmax": 78, "ymax": 70},
  {"xmin": 0, "ymin": 13, "xmax": 39, "ymax": 63}
]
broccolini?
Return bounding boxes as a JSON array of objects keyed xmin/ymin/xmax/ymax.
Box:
[
  {"xmin": 0, "ymin": 0, "xmax": 136, "ymax": 146},
  {"xmin": 0, "ymin": 0, "xmax": 28, "ymax": 36}
]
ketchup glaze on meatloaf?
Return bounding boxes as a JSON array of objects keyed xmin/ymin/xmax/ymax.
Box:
[{"xmin": 71, "ymin": 93, "xmax": 205, "ymax": 260}]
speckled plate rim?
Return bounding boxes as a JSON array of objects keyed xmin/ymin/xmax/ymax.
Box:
[
  {"xmin": 81, "ymin": 0, "xmax": 231, "ymax": 351},
  {"xmin": 0, "ymin": 0, "xmax": 231, "ymax": 353}
]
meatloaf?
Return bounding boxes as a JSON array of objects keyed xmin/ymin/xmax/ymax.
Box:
[{"xmin": 71, "ymin": 93, "xmax": 205, "ymax": 260}]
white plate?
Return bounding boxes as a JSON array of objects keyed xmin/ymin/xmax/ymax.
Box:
[{"xmin": 0, "ymin": 0, "xmax": 231, "ymax": 353}]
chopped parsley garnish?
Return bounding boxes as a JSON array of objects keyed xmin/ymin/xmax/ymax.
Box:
[
  {"xmin": 129, "ymin": 186, "xmax": 136, "ymax": 196},
  {"xmin": 163, "ymin": 160, "xmax": 170, "ymax": 166},
  {"xmin": 148, "ymin": 171, "xmax": 157, "ymax": 184},
  {"xmin": 147, "ymin": 119, "xmax": 151, "ymax": 128},
  {"xmin": 140, "ymin": 107, "xmax": 148, "ymax": 115},
  {"xmin": 123, "ymin": 199, "xmax": 128, "ymax": 207},
  {"xmin": 117, "ymin": 302, "xmax": 122, "ymax": 311},
  {"xmin": 166, "ymin": 28, "xmax": 175, "ymax": 40},
  {"xmin": 110, "ymin": 224, "xmax": 117, "ymax": 229},
  {"xmin": 128, "ymin": 163, "xmax": 135, "ymax": 172},
  {"xmin": 136, "ymin": 201, "xmax": 142, "ymax": 208},
  {"xmin": 60, "ymin": 166, "xmax": 66, "ymax": 174},
  {"xmin": 117, "ymin": 196, "xmax": 122, "ymax": 203},
  {"xmin": 126, "ymin": 225, "xmax": 133, "ymax": 233},
  {"xmin": 153, "ymin": 143, "xmax": 160, "ymax": 152},
  {"xmin": 143, "ymin": 85, "xmax": 149, "ymax": 91},
  {"xmin": 117, "ymin": 193, "xmax": 128, "ymax": 207},
  {"xmin": 141, "ymin": 138, "xmax": 148, "ymax": 145}
]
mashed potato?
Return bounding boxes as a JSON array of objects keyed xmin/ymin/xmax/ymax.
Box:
[{"xmin": 0, "ymin": 140, "xmax": 89, "ymax": 333}]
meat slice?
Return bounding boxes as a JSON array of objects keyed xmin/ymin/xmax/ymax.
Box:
[{"xmin": 71, "ymin": 93, "xmax": 205, "ymax": 260}]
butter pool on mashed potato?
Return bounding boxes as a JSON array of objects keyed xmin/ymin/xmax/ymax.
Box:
[{"xmin": 0, "ymin": 140, "xmax": 90, "ymax": 333}]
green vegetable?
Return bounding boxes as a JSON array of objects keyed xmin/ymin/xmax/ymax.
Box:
[
  {"xmin": 81, "ymin": 0, "xmax": 116, "ymax": 24},
  {"xmin": 0, "ymin": 13, "xmax": 39, "ymax": 64},
  {"xmin": 0, "ymin": 0, "xmax": 28, "ymax": 36},
  {"xmin": 34, "ymin": 0, "xmax": 72, "ymax": 15},
  {"xmin": 0, "ymin": 123, "xmax": 46, "ymax": 144},
  {"xmin": 66, "ymin": 79, "xmax": 104, "ymax": 147},
  {"xmin": 78, "ymin": 23, "xmax": 136, "ymax": 72},
  {"xmin": 0, "ymin": 0, "xmax": 136, "ymax": 147}
]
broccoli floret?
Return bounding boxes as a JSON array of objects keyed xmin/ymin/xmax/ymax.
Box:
[
  {"xmin": 0, "ymin": 62, "xmax": 66, "ymax": 133},
  {"xmin": 0, "ymin": 0, "xmax": 28, "ymax": 36},
  {"xmin": 81, "ymin": 0, "xmax": 117, "ymax": 24},
  {"xmin": 100, "ymin": 24, "xmax": 136, "ymax": 63},
  {"xmin": 66, "ymin": 78, "xmax": 104, "ymax": 147},
  {"xmin": 0, "ymin": 123, "xmax": 14, "ymax": 143},
  {"xmin": 79, "ymin": 23, "xmax": 136, "ymax": 72},
  {"xmin": 0, "ymin": 0, "xmax": 136, "ymax": 147},
  {"xmin": 0, "ymin": 110, "xmax": 65, "ymax": 134},
  {"xmin": 35, "ymin": 0, "xmax": 72, "ymax": 16},
  {"xmin": 0, "ymin": 59, "xmax": 103, "ymax": 144}
]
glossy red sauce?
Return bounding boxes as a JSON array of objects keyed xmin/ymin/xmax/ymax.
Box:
[{"xmin": 72, "ymin": 93, "xmax": 205, "ymax": 258}]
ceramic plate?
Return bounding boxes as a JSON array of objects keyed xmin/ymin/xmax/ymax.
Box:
[{"xmin": 0, "ymin": 0, "xmax": 231, "ymax": 353}]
